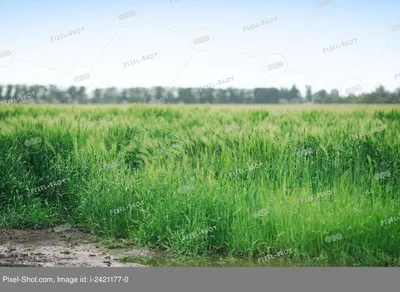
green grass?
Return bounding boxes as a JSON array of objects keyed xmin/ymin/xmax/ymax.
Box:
[{"xmin": 1, "ymin": 104, "xmax": 400, "ymax": 265}]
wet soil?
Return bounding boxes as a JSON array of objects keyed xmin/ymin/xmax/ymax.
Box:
[
  {"xmin": 1, "ymin": 228, "xmax": 391, "ymax": 267},
  {"xmin": 0, "ymin": 227, "xmax": 147, "ymax": 267}
]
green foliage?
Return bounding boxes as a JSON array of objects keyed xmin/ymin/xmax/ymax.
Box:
[
  {"xmin": 1, "ymin": 105, "xmax": 400, "ymax": 265},
  {"xmin": 0, "ymin": 84, "xmax": 400, "ymax": 104}
]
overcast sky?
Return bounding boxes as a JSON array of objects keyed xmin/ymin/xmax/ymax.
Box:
[{"xmin": 0, "ymin": 0, "xmax": 399, "ymax": 95}]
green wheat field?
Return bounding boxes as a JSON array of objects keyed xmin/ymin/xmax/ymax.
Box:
[{"xmin": 1, "ymin": 104, "xmax": 400, "ymax": 266}]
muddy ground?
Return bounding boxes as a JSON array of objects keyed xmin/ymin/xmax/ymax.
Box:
[{"xmin": 0, "ymin": 227, "xmax": 149, "ymax": 267}]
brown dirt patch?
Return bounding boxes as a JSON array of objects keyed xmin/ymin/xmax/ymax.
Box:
[{"xmin": 0, "ymin": 228, "xmax": 146, "ymax": 267}]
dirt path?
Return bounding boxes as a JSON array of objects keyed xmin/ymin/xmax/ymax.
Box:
[{"xmin": 0, "ymin": 227, "xmax": 146, "ymax": 267}]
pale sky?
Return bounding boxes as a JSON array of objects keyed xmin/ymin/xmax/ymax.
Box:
[{"xmin": 0, "ymin": 0, "xmax": 399, "ymax": 96}]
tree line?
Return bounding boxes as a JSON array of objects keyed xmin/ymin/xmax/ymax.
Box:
[{"xmin": 0, "ymin": 84, "xmax": 399, "ymax": 104}]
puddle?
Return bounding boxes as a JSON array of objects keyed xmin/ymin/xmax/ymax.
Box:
[{"xmin": 107, "ymin": 248, "xmax": 353, "ymax": 267}]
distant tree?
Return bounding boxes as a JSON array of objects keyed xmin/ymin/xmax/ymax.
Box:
[
  {"xmin": 288, "ymin": 85, "xmax": 301, "ymax": 103},
  {"xmin": 0, "ymin": 83, "xmax": 399, "ymax": 105},
  {"xmin": 47, "ymin": 85, "xmax": 66, "ymax": 103},
  {"xmin": 177, "ymin": 88, "xmax": 194, "ymax": 104},
  {"xmin": 103, "ymin": 87, "xmax": 118, "ymax": 103},
  {"xmin": 12, "ymin": 85, "xmax": 21, "ymax": 101},
  {"xmin": 5, "ymin": 84, "xmax": 12, "ymax": 100},
  {"xmin": 152, "ymin": 86, "xmax": 166, "ymax": 103},
  {"xmin": 393, "ymin": 88, "xmax": 400, "ymax": 103},
  {"xmin": 242, "ymin": 89, "xmax": 253, "ymax": 104},
  {"xmin": 328, "ymin": 89, "xmax": 341, "ymax": 103},
  {"xmin": 126, "ymin": 88, "xmax": 142, "ymax": 103},
  {"xmin": 77, "ymin": 87, "xmax": 87, "ymax": 103},
  {"xmin": 118, "ymin": 89, "xmax": 129, "ymax": 104},
  {"xmin": 305, "ymin": 85, "xmax": 312, "ymax": 103},
  {"xmin": 92, "ymin": 88, "xmax": 103, "ymax": 103},
  {"xmin": 254, "ymin": 88, "xmax": 279, "ymax": 104},
  {"xmin": 372, "ymin": 85, "xmax": 391, "ymax": 104},
  {"xmin": 66, "ymin": 86, "xmax": 78, "ymax": 103},
  {"xmin": 313, "ymin": 89, "xmax": 328, "ymax": 103},
  {"xmin": 214, "ymin": 88, "xmax": 228, "ymax": 103},
  {"xmin": 35, "ymin": 85, "xmax": 48, "ymax": 103}
]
